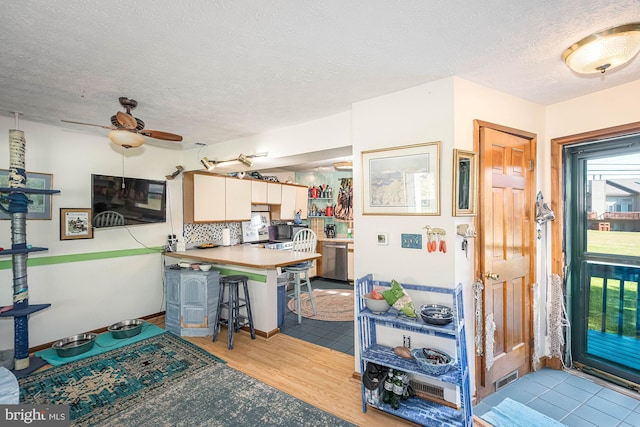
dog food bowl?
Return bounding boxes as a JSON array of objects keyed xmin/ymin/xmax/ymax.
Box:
[
  {"xmin": 108, "ymin": 319, "xmax": 144, "ymax": 339},
  {"xmin": 52, "ymin": 333, "xmax": 97, "ymax": 357}
]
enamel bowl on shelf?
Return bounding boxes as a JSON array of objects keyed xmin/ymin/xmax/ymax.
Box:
[
  {"xmin": 362, "ymin": 293, "xmax": 391, "ymax": 314},
  {"xmin": 420, "ymin": 304, "xmax": 454, "ymax": 325}
]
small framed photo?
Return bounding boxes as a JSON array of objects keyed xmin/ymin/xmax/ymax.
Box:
[
  {"xmin": 0, "ymin": 169, "xmax": 53, "ymax": 220},
  {"xmin": 376, "ymin": 232, "xmax": 389, "ymax": 245},
  {"xmin": 60, "ymin": 208, "xmax": 93, "ymax": 240}
]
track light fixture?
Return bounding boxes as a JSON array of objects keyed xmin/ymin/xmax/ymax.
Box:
[{"xmin": 200, "ymin": 153, "xmax": 268, "ymax": 172}]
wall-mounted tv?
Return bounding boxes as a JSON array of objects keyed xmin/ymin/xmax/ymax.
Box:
[{"xmin": 91, "ymin": 174, "xmax": 166, "ymax": 228}]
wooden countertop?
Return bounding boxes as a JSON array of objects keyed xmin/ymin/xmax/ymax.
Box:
[
  {"xmin": 317, "ymin": 237, "xmax": 354, "ymax": 243},
  {"xmin": 164, "ymin": 245, "xmax": 321, "ymax": 269}
]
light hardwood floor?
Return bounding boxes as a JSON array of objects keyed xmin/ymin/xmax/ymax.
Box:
[
  {"xmin": 146, "ymin": 317, "xmax": 487, "ymax": 426},
  {"xmin": 32, "ymin": 316, "xmax": 487, "ymax": 426}
]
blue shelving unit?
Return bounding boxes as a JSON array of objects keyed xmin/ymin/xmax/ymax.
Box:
[{"xmin": 356, "ymin": 274, "xmax": 473, "ymax": 426}]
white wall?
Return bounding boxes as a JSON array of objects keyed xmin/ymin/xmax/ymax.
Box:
[
  {"xmin": 182, "ymin": 111, "xmax": 353, "ymax": 172},
  {"xmin": 0, "ymin": 118, "xmax": 184, "ymax": 350}
]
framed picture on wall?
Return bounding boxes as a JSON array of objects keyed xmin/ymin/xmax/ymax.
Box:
[
  {"xmin": 60, "ymin": 208, "xmax": 93, "ymax": 240},
  {"xmin": 0, "ymin": 170, "xmax": 53, "ymax": 220},
  {"xmin": 362, "ymin": 142, "xmax": 441, "ymax": 215},
  {"xmin": 452, "ymin": 149, "xmax": 478, "ymax": 216}
]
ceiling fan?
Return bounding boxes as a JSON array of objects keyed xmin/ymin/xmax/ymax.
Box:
[{"xmin": 62, "ymin": 97, "xmax": 183, "ymax": 148}]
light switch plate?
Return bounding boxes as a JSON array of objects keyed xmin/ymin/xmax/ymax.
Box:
[{"xmin": 401, "ymin": 233, "xmax": 422, "ymax": 249}]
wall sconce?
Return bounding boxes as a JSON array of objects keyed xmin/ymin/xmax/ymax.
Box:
[
  {"xmin": 108, "ymin": 129, "xmax": 145, "ymax": 148},
  {"xmin": 165, "ymin": 165, "xmax": 184, "ymax": 180},
  {"xmin": 562, "ymin": 23, "xmax": 640, "ymax": 74}
]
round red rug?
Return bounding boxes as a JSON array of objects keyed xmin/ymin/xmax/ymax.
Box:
[{"xmin": 287, "ymin": 288, "xmax": 354, "ymax": 322}]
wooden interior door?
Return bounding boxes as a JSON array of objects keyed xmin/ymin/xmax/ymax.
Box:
[{"xmin": 475, "ymin": 121, "xmax": 536, "ymax": 400}]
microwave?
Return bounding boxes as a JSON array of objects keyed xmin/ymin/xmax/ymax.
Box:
[{"xmin": 268, "ymin": 224, "xmax": 307, "ymax": 242}]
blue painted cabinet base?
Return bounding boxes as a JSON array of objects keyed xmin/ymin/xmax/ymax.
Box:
[{"xmin": 165, "ymin": 268, "xmax": 220, "ymax": 337}]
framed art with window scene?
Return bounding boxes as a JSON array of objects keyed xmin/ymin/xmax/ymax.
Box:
[
  {"xmin": 60, "ymin": 208, "xmax": 93, "ymax": 240},
  {"xmin": 362, "ymin": 142, "xmax": 440, "ymax": 215},
  {"xmin": 0, "ymin": 170, "xmax": 53, "ymax": 220},
  {"xmin": 452, "ymin": 149, "xmax": 478, "ymax": 216}
]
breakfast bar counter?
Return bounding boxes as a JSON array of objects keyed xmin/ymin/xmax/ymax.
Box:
[{"xmin": 164, "ymin": 246, "xmax": 321, "ymax": 337}]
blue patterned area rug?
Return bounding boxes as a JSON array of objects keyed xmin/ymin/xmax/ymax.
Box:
[
  {"xmin": 19, "ymin": 332, "xmax": 224, "ymax": 426},
  {"xmin": 100, "ymin": 363, "xmax": 356, "ymax": 427},
  {"xmin": 19, "ymin": 331, "xmax": 354, "ymax": 426}
]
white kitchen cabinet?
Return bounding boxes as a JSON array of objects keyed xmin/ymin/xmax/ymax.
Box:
[
  {"xmin": 279, "ymin": 184, "xmax": 297, "ymax": 220},
  {"xmin": 295, "ymin": 185, "xmax": 308, "ymax": 219},
  {"xmin": 225, "ymin": 177, "xmax": 252, "ymax": 221},
  {"xmin": 183, "ymin": 172, "xmax": 226, "ymax": 222},
  {"xmin": 184, "ymin": 172, "xmax": 251, "ymax": 222},
  {"xmin": 251, "ymin": 180, "xmax": 267, "ymax": 204},
  {"xmin": 267, "ymin": 182, "xmax": 282, "ymax": 204}
]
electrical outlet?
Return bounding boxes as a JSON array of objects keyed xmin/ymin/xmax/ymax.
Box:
[{"xmin": 403, "ymin": 335, "xmax": 411, "ymax": 348}]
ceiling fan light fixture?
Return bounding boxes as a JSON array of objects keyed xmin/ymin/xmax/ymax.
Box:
[
  {"xmin": 108, "ymin": 130, "xmax": 145, "ymax": 148},
  {"xmin": 333, "ymin": 161, "xmax": 353, "ymax": 171},
  {"xmin": 562, "ymin": 23, "xmax": 640, "ymax": 74}
]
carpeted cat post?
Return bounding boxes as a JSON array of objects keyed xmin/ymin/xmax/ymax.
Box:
[{"xmin": 0, "ymin": 120, "xmax": 59, "ymax": 376}]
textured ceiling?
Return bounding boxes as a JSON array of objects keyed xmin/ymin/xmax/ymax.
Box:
[{"xmin": 1, "ymin": 1, "xmax": 639, "ymax": 167}]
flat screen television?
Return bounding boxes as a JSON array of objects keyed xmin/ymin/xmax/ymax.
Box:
[{"xmin": 91, "ymin": 174, "xmax": 166, "ymax": 228}]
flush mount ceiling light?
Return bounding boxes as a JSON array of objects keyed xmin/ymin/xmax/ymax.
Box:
[
  {"xmin": 108, "ymin": 129, "xmax": 145, "ymax": 148},
  {"xmin": 562, "ymin": 23, "xmax": 640, "ymax": 74},
  {"xmin": 333, "ymin": 161, "xmax": 353, "ymax": 171}
]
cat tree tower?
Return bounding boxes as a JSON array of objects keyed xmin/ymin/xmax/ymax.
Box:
[{"xmin": 0, "ymin": 119, "xmax": 60, "ymax": 375}]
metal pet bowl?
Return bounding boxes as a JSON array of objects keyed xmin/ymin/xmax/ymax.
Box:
[
  {"xmin": 108, "ymin": 319, "xmax": 144, "ymax": 339},
  {"xmin": 52, "ymin": 333, "xmax": 97, "ymax": 358}
]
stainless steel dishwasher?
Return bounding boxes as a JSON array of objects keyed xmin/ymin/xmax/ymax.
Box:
[{"xmin": 322, "ymin": 241, "xmax": 349, "ymax": 281}]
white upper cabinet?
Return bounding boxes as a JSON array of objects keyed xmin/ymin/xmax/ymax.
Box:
[
  {"xmin": 184, "ymin": 172, "xmax": 226, "ymax": 222},
  {"xmin": 225, "ymin": 177, "xmax": 251, "ymax": 221},
  {"xmin": 251, "ymin": 180, "xmax": 267, "ymax": 204},
  {"xmin": 267, "ymin": 182, "xmax": 282, "ymax": 204}
]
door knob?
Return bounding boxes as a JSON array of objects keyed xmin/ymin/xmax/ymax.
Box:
[{"xmin": 484, "ymin": 272, "xmax": 500, "ymax": 280}]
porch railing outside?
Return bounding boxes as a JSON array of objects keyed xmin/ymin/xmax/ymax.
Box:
[{"xmin": 587, "ymin": 262, "xmax": 640, "ymax": 338}]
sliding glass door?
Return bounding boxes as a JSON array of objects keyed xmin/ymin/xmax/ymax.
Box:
[{"xmin": 566, "ymin": 135, "xmax": 640, "ymax": 386}]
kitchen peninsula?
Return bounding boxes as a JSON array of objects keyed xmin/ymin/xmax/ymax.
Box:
[{"xmin": 164, "ymin": 245, "xmax": 321, "ymax": 336}]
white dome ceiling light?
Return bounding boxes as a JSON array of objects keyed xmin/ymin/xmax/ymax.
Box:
[{"xmin": 562, "ymin": 23, "xmax": 640, "ymax": 74}]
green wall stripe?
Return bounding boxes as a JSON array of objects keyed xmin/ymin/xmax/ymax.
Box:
[
  {"xmin": 0, "ymin": 247, "xmax": 164, "ymax": 270},
  {"xmin": 210, "ymin": 267, "xmax": 266, "ymax": 283}
]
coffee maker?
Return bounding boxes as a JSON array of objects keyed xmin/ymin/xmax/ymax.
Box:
[{"xmin": 324, "ymin": 224, "xmax": 336, "ymax": 238}]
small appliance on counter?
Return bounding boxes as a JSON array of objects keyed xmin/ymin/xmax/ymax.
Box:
[
  {"xmin": 241, "ymin": 212, "xmax": 271, "ymax": 243},
  {"xmin": 325, "ymin": 224, "xmax": 336, "ymax": 238}
]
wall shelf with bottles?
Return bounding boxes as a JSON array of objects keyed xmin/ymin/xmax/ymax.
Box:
[{"xmin": 356, "ymin": 274, "xmax": 472, "ymax": 426}]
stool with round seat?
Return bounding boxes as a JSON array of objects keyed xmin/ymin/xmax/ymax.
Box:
[{"xmin": 213, "ymin": 275, "xmax": 256, "ymax": 349}]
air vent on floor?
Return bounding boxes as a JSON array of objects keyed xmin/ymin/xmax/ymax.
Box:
[
  {"xmin": 410, "ymin": 378, "xmax": 445, "ymax": 400},
  {"xmin": 495, "ymin": 370, "xmax": 519, "ymax": 391}
]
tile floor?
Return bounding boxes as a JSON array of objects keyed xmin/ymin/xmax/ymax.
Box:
[
  {"xmin": 279, "ymin": 278, "xmax": 355, "ymax": 356},
  {"xmin": 473, "ymin": 368, "xmax": 640, "ymax": 426}
]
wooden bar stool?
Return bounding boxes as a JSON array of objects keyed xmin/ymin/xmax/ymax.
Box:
[{"xmin": 212, "ymin": 275, "xmax": 256, "ymax": 349}]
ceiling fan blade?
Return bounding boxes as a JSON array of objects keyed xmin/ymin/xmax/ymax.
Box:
[
  {"xmin": 139, "ymin": 130, "xmax": 183, "ymax": 142},
  {"xmin": 61, "ymin": 120, "xmax": 115, "ymax": 130},
  {"xmin": 116, "ymin": 111, "xmax": 137, "ymax": 130}
]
